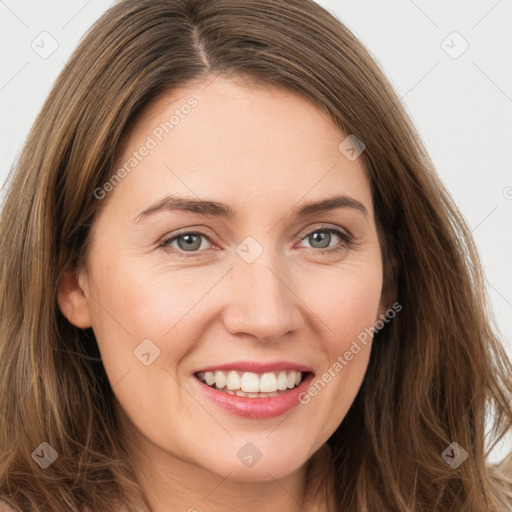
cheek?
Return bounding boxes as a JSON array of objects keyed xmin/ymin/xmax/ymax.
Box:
[
  {"xmin": 84, "ymin": 255, "xmax": 220, "ymax": 435},
  {"xmin": 297, "ymin": 255, "xmax": 383, "ymax": 347},
  {"xmin": 86, "ymin": 250, "xmax": 231, "ymax": 364},
  {"xmin": 289, "ymin": 256, "xmax": 383, "ymax": 442}
]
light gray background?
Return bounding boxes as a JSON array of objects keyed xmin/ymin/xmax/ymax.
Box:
[{"xmin": 1, "ymin": 1, "xmax": 511, "ymax": 462}]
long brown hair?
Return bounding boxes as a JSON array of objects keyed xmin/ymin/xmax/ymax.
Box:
[{"xmin": 1, "ymin": 0, "xmax": 511, "ymax": 510}]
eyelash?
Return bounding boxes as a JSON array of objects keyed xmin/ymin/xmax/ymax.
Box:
[{"xmin": 159, "ymin": 224, "xmax": 354, "ymax": 258}]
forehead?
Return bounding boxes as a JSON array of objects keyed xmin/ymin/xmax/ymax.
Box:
[{"xmin": 105, "ymin": 76, "xmax": 373, "ymax": 221}]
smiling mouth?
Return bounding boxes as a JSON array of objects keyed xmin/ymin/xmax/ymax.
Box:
[{"xmin": 194, "ymin": 369, "xmax": 310, "ymax": 398}]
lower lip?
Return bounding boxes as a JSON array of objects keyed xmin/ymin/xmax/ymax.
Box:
[{"xmin": 193, "ymin": 373, "xmax": 315, "ymax": 419}]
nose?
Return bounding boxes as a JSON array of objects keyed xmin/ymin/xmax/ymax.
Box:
[{"xmin": 221, "ymin": 254, "xmax": 304, "ymax": 342}]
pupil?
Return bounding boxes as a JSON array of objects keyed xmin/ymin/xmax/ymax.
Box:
[{"xmin": 310, "ymin": 231, "xmax": 330, "ymax": 249}]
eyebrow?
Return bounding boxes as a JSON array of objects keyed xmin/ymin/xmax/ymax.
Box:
[{"xmin": 132, "ymin": 193, "xmax": 368, "ymax": 223}]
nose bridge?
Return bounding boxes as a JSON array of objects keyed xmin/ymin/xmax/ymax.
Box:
[{"xmin": 223, "ymin": 244, "xmax": 302, "ymax": 340}]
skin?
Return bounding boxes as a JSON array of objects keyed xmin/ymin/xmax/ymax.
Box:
[{"xmin": 58, "ymin": 75, "xmax": 388, "ymax": 512}]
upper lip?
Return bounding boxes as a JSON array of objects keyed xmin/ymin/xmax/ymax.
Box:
[{"xmin": 193, "ymin": 360, "xmax": 313, "ymax": 374}]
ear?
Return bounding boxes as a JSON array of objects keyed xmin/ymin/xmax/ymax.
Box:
[{"xmin": 57, "ymin": 253, "xmax": 92, "ymax": 329}]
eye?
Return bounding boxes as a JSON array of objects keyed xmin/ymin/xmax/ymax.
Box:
[
  {"xmin": 160, "ymin": 225, "xmax": 353, "ymax": 257},
  {"xmin": 161, "ymin": 232, "xmax": 213, "ymax": 255},
  {"xmin": 296, "ymin": 225, "xmax": 352, "ymax": 253}
]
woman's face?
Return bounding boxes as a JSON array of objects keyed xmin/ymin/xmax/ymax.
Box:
[{"xmin": 59, "ymin": 76, "xmax": 386, "ymax": 482}]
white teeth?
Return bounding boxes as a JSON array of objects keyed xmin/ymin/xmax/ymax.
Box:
[
  {"xmin": 197, "ymin": 369, "xmax": 304, "ymax": 394},
  {"xmin": 259, "ymin": 372, "xmax": 278, "ymax": 393},
  {"xmin": 277, "ymin": 371, "xmax": 289, "ymax": 391},
  {"xmin": 215, "ymin": 371, "xmax": 226, "ymax": 389},
  {"xmin": 240, "ymin": 372, "xmax": 260, "ymax": 393},
  {"xmin": 226, "ymin": 371, "xmax": 240, "ymax": 390}
]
